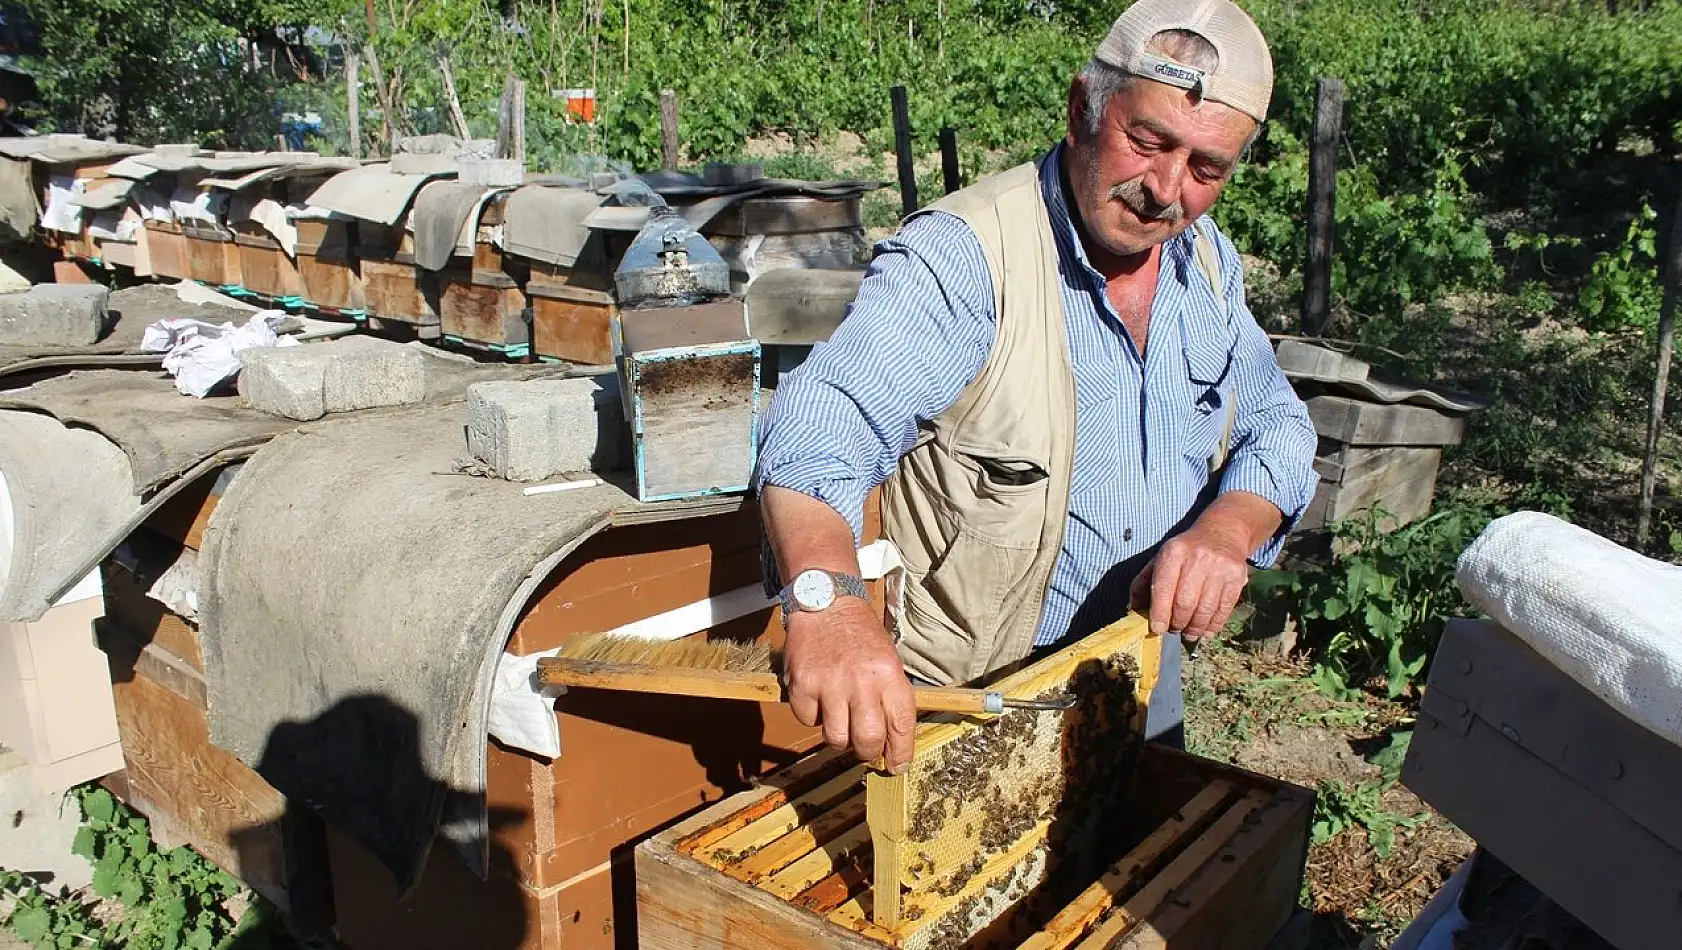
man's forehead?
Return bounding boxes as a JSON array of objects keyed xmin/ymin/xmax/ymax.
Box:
[{"xmin": 1114, "ymin": 81, "xmax": 1253, "ymax": 156}]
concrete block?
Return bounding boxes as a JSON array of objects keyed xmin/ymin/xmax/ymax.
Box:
[
  {"xmin": 0, "ymin": 283, "xmax": 108, "ymax": 346},
  {"xmin": 457, "ymin": 158, "xmax": 525, "ymax": 187},
  {"xmin": 238, "ymin": 336, "xmax": 428, "ymax": 421},
  {"xmin": 238, "ymin": 345, "xmax": 327, "ymax": 420},
  {"xmin": 466, "ymin": 374, "xmax": 624, "ymax": 482},
  {"xmin": 320, "ymin": 335, "xmax": 427, "ymax": 413}
]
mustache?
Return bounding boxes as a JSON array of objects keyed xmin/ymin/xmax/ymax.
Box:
[{"xmin": 1109, "ymin": 179, "xmax": 1184, "ymax": 223}]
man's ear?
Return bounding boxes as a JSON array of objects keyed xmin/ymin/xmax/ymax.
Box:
[{"xmin": 1066, "ymin": 75, "xmax": 1086, "ymax": 149}]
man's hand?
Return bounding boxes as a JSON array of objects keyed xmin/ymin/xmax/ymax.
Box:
[
  {"xmin": 1129, "ymin": 491, "xmax": 1283, "ymax": 641},
  {"xmin": 782, "ymin": 598, "xmax": 917, "ymax": 773}
]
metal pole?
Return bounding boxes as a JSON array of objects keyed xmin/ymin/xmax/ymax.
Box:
[
  {"xmin": 939, "ymin": 126, "xmax": 960, "ymax": 194},
  {"xmin": 890, "ymin": 85, "xmax": 918, "ymax": 216}
]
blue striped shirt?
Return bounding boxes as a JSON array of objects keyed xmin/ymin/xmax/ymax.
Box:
[{"xmin": 756, "ymin": 146, "xmax": 1318, "ymax": 647}]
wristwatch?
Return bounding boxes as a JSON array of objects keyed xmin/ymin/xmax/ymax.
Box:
[{"xmin": 778, "ymin": 569, "xmax": 869, "ymax": 627}]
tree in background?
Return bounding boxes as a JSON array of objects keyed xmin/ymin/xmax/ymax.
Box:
[{"xmin": 11, "ymin": 0, "xmax": 339, "ymax": 146}]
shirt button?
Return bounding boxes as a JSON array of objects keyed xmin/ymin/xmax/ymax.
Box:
[{"xmin": 1124, "ymin": 528, "xmax": 1134, "ymax": 543}]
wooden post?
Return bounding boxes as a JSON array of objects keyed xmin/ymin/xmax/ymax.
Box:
[
  {"xmin": 890, "ymin": 85, "xmax": 918, "ymax": 216},
  {"xmin": 1301, "ymin": 77, "xmax": 1344, "ymax": 337},
  {"xmin": 345, "ymin": 49, "xmax": 361, "ymax": 158},
  {"xmin": 497, "ymin": 75, "xmax": 527, "ymax": 164},
  {"xmin": 437, "ymin": 47, "xmax": 472, "ymax": 141},
  {"xmin": 659, "ymin": 89, "xmax": 680, "ymax": 171},
  {"xmin": 1638, "ymin": 191, "xmax": 1682, "ymax": 547},
  {"xmin": 939, "ymin": 126, "xmax": 960, "ymax": 194}
]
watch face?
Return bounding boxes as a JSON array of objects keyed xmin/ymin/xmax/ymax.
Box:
[{"xmin": 792, "ymin": 569, "xmax": 836, "ymax": 611}]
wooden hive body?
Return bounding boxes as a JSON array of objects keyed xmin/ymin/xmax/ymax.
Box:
[{"xmin": 638, "ymin": 617, "xmax": 1314, "ymax": 950}]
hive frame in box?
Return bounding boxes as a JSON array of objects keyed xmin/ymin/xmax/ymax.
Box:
[{"xmin": 637, "ymin": 616, "xmax": 1315, "ymax": 950}]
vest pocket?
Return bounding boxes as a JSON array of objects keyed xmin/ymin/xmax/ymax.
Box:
[
  {"xmin": 911, "ymin": 527, "xmax": 1026, "ymax": 680},
  {"xmin": 950, "ymin": 450, "xmax": 1052, "ymax": 548}
]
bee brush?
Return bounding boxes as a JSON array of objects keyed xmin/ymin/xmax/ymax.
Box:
[{"xmin": 533, "ymin": 633, "xmax": 1076, "ymax": 715}]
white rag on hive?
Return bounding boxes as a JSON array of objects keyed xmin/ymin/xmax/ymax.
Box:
[
  {"xmin": 141, "ymin": 311, "xmax": 296, "ymax": 398},
  {"xmin": 488, "ymin": 539, "xmax": 905, "ymax": 759},
  {"xmin": 1456, "ymin": 510, "xmax": 1682, "ymax": 748}
]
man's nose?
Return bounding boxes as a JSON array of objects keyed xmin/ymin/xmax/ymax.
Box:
[{"xmin": 1143, "ymin": 155, "xmax": 1188, "ymax": 210}]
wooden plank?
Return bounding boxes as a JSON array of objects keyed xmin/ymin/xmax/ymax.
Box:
[
  {"xmin": 98, "ymin": 562, "xmax": 204, "ymax": 673},
  {"xmin": 730, "ymin": 795, "xmax": 867, "ymax": 883},
  {"xmin": 1107, "ymin": 787, "xmax": 1311, "ymax": 950},
  {"xmin": 106, "ymin": 657, "xmax": 299, "ymax": 913},
  {"xmin": 697, "ymin": 765, "xmax": 868, "ymax": 865},
  {"xmin": 1325, "ymin": 446, "xmax": 1441, "ymax": 527},
  {"xmin": 362, "ymin": 259, "xmax": 439, "ymax": 326},
  {"xmin": 141, "ymin": 225, "xmax": 189, "ymax": 280},
  {"xmin": 183, "ymin": 234, "xmax": 231, "ymax": 285},
  {"xmin": 440, "ymin": 269, "xmax": 527, "ymax": 347},
  {"xmin": 1306, "ymin": 395, "xmax": 1466, "ymax": 447},
  {"xmin": 1071, "ymin": 791, "xmax": 1275, "ymax": 949},
  {"xmin": 762, "ymin": 822, "xmax": 874, "ymax": 900},
  {"xmin": 1016, "ymin": 780, "xmax": 1237, "ymax": 950},
  {"xmin": 531, "ymin": 293, "xmax": 615, "ymax": 365},
  {"xmin": 636, "ymin": 843, "xmax": 885, "ymax": 950},
  {"xmin": 742, "ymin": 267, "xmax": 864, "ymax": 346},
  {"xmin": 867, "ymin": 615, "xmax": 1160, "ymax": 929},
  {"xmin": 97, "ymin": 620, "xmax": 206, "ymax": 710}
]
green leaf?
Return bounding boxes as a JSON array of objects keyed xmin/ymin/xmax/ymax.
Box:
[
  {"xmin": 82, "ymin": 789, "xmax": 116, "ymax": 825},
  {"xmin": 70, "ymin": 826, "xmax": 96, "ymax": 860},
  {"xmin": 10, "ymin": 904, "xmax": 51, "ymax": 942}
]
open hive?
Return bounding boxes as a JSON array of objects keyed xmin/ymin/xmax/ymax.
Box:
[{"xmin": 636, "ymin": 615, "xmax": 1313, "ymax": 950}]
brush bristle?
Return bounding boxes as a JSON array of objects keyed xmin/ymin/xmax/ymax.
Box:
[{"xmin": 557, "ymin": 633, "xmax": 778, "ymax": 673}]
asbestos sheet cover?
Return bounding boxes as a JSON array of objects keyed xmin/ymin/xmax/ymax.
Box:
[
  {"xmin": 306, "ymin": 164, "xmax": 443, "ymax": 226},
  {"xmin": 195, "ymin": 403, "xmax": 637, "ymax": 890},
  {"xmin": 0, "ymin": 370, "xmax": 296, "ymax": 493},
  {"xmin": 0, "ymin": 410, "xmax": 140, "ymax": 622},
  {"xmin": 500, "ymin": 185, "xmax": 603, "ymax": 266}
]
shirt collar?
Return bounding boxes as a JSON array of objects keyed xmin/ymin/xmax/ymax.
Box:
[{"xmin": 1039, "ymin": 143, "xmax": 1197, "ymax": 291}]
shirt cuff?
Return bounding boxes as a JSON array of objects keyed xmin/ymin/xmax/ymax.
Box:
[{"xmin": 1218, "ymin": 455, "xmax": 1319, "ymax": 568}]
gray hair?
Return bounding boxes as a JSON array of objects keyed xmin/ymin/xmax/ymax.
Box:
[{"xmin": 1076, "ymin": 29, "xmax": 1239, "ymax": 141}]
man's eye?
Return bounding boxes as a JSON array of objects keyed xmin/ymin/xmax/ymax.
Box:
[
  {"xmin": 1128, "ymin": 134, "xmax": 1161, "ymax": 153},
  {"xmin": 1192, "ymin": 164, "xmax": 1226, "ymax": 183}
]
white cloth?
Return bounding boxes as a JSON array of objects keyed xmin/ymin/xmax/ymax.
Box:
[
  {"xmin": 487, "ymin": 540, "xmax": 904, "ymax": 759},
  {"xmin": 40, "ymin": 175, "xmax": 83, "ymax": 233},
  {"xmin": 141, "ymin": 311, "xmax": 296, "ymax": 398},
  {"xmin": 1456, "ymin": 511, "xmax": 1682, "ymax": 748}
]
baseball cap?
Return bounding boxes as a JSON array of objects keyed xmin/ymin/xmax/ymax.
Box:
[{"xmin": 1095, "ymin": 0, "xmax": 1274, "ymax": 124}]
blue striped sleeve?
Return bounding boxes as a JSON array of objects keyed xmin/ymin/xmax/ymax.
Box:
[
  {"xmin": 1205, "ymin": 222, "xmax": 1320, "ymax": 567},
  {"xmin": 754, "ymin": 212, "xmax": 997, "ymax": 545}
]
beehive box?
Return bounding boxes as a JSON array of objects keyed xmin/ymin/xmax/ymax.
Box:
[
  {"xmin": 359, "ymin": 224, "xmax": 440, "ymax": 329},
  {"xmin": 141, "ymin": 222, "xmax": 190, "ymax": 281},
  {"xmin": 614, "ymin": 299, "xmax": 761, "ymax": 502},
  {"xmin": 231, "ymin": 222, "xmax": 305, "ymax": 304},
  {"xmin": 438, "ymin": 266, "xmax": 528, "ymax": 355},
  {"xmin": 638, "ymin": 617, "xmax": 1313, "ymax": 950},
  {"xmin": 294, "ymin": 216, "xmax": 365, "ymax": 315},
  {"xmin": 181, "ymin": 224, "xmax": 243, "ymax": 289},
  {"xmin": 529, "ymin": 282, "xmax": 615, "ymax": 365},
  {"xmin": 525, "ymin": 229, "xmax": 627, "ymax": 366}
]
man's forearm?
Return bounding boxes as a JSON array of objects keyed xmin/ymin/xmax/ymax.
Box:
[
  {"xmin": 1191, "ymin": 490, "xmax": 1283, "ymax": 560},
  {"xmin": 761, "ymin": 485, "xmax": 864, "ymax": 585}
]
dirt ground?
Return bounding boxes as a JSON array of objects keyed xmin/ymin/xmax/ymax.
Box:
[{"xmin": 1182, "ymin": 641, "xmax": 1474, "ymax": 949}]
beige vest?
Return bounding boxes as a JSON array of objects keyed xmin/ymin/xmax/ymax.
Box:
[{"xmin": 882, "ymin": 161, "xmax": 1232, "ymax": 686}]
